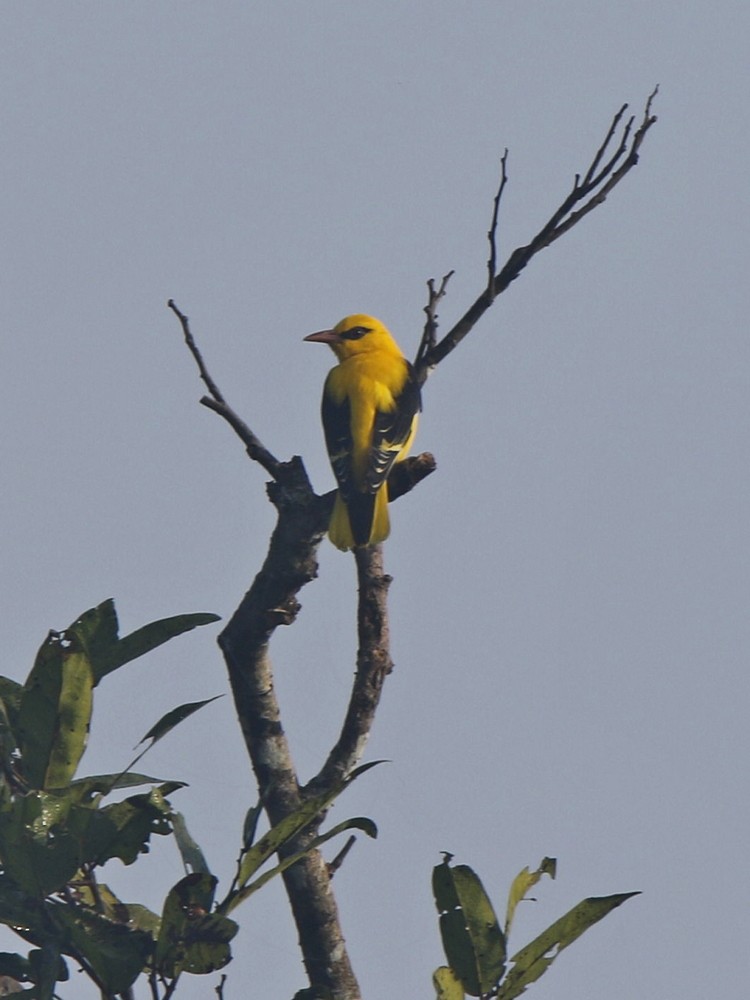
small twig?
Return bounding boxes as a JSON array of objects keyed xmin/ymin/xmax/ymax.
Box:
[
  {"xmin": 200, "ymin": 395, "xmax": 283, "ymax": 479},
  {"xmin": 168, "ymin": 299, "xmax": 284, "ymax": 480},
  {"xmin": 416, "ymin": 88, "xmax": 658, "ymax": 378},
  {"xmin": 215, "ymin": 974, "xmax": 228, "ymax": 999},
  {"xmin": 167, "ymin": 299, "xmax": 225, "ymax": 403},
  {"xmin": 487, "ymin": 149, "xmax": 509, "ymax": 301},
  {"xmin": 327, "ymin": 835, "xmax": 357, "ymax": 878},
  {"xmin": 162, "ymin": 975, "xmax": 180, "ymax": 1000},
  {"xmin": 415, "ymin": 270, "xmax": 454, "ymax": 369},
  {"xmin": 310, "ymin": 545, "xmax": 393, "ymax": 792}
]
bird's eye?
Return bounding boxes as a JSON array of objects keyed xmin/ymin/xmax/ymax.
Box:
[{"xmin": 341, "ymin": 326, "xmax": 370, "ymax": 340}]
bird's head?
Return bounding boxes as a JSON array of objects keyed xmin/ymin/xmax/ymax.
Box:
[{"xmin": 304, "ymin": 314, "xmax": 401, "ymax": 361}]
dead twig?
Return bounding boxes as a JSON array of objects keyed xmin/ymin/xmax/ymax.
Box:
[
  {"xmin": 168, "ymin": 299, "xmax": 284, "ymax": 480},
  {"xmin": 415, "ymin": 88, "xmax": 659, "ymax": 379},
  {"xmin": 487, "ymin": 148, "xmax": 509, "ymax": 302},
  {"xmin": 327, "ymin": 835, "xmax": 357, "ymax": 878},
  {"xmin": 414, "ymin": 270, "xmax": 454, "ymax": 371}
]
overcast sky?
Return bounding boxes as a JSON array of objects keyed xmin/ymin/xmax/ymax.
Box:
[{"xmin": 1, "ymin": 3, "xmax": 748, "ymax": 999}]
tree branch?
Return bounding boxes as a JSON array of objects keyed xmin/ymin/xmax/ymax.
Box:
[
  {"xmin": 415, "ymin": 271, "xmax": 454, "ymax": 370},
  {"xmin": 170, "ymin": 307, "xmax": 435, "ymax": 999},
  {"xmin": 415, "ymin": 88, "xmax": 659, "ymax": 379},
  {"xmin": 310, "ymin": 545, "xmax": 393, "ymax": 793},
  {"xmin": 169, "ymin": 88, "xmax": 656, "ymax": 1000},
  {"xmin": 168, "ymin": 300, "xmax": 284, "ymax": 479},
  {"xmin": 486, "ymin": 148, "xmax": 509, "ymax": 302}
]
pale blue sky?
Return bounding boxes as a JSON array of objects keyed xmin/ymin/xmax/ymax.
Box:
[{"xmin": 1, "ymin": 3, "xmax": 748, "ymax": 999}]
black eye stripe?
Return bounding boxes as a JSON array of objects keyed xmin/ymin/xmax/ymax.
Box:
[{"xmin": 340, "ymin": 326, "xmax": 370, "ymax": 340}]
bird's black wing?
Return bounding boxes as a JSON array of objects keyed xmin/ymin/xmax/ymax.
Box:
[
  {"xmin": 364, "ymin": 361, "xmax": 422, "ymax": 494},
  {"xmin": 321, "ymin": 387, "xmax": 357, "ymax": 502}
]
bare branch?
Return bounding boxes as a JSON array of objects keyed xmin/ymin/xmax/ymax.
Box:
[
  {"xmin": 167, "ymin": 299, "xmax": 225, "ymax": 403},
  {"xmin": 170, "ymin": 90, "xmax": 655, "ymax": 999},
  {"xmin": 415, "ymin": 88, "xmax": 658, "ymax": 378},
  {"xmin": 328, "ymin": 835, "xmax": 357, "ymax": 878},
  {"xmin": 200, "ymin": 395, "xmax": 284, "ymax": 480},
  {"xmin": 415, "ymin": 270, "xmax": 454, "ymax": 370},
  {"xmin": 168, "ymin": 299, "xmax": 284, "ymax": 480},
  {"xmin": 217, "ymin": 458, "xmax": 361, "ymax": 997},
  {"xmin": 311, "ymin": 545, "xmax": 394, "ymax": 792},
  {"xmin": 388, "ymin": 451, "xmax": 437, "ymax": 501},
  {"xmin": 487, "ymin": 148, "xmax": 509, "ymax": 301}
]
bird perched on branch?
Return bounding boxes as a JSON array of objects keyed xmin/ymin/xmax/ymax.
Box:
[{"xmin": 304, "ymin": 314, "xmax": 421, "ymax": 551}]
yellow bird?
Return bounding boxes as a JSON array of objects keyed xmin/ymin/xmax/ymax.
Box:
[{"xmin": 304, "ymin": 314, "xmax": 421, "ymax": 550}]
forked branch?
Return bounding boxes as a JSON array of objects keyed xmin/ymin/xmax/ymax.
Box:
[
  {"xmin": 414, "ymin": 88, "xmax": 658, "ymax": 378},
  {"xmin": 170, "ymin": 87, "xmax": 657, "ymax": 1000}
]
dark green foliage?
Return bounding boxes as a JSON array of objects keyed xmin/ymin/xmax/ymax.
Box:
[
  {"xmin": 0, "ymin": 600, "xmax": 221, "ymax": 999},
  {"xmin": 433, "ymin": 856, "xmax": 639, "ymax": 999},
  {"xmin": 433, "ymin": 859, "xmax": 506, "ymax": 996},
  {"xmin": 0, "ymin": 599, "xmax": 380, "ymax": 999}
]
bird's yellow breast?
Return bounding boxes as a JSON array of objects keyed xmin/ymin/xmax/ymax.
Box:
[{"xmin": 326, "ymin": 351, "xmax": 411, "ymax": 475}]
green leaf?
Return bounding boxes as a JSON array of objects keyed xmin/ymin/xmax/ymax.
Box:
[
  {"xmin": 71, "ymin": 880, "xmax": 161, "ymax": 938},
  {"xmin": 38, "ymin": 599, "xmax": 219, "ymax": 685},
  {"xmin": 242, "ymin": 799, "xmax": 263, "ymax": 850},
  {"xmin": 505, "ymin": 857, "xmax": 556, "ymax": 937},
  {"xmin": 53, "ymin": 904, "xmax": 153, "ymax": 994},
  {"xmin": 0, "ymin": 882, "xmax": 49, "ymax": 934},
  {"xmin": 98, "ymin": 611, "xmax": 221, "ymax": 684},
  {"xmin": 0, "ymin": 676, "xmax": 23, "ymax": 720},
  {"xmin": 155, "ymin": 874, "xmax": 238, "ymax": 978},
  {"xmin": 16, "ymin": 635, "xmax": 93, "ymax": 790},
  {"xmin": 78, "ymin": 787, "xmax": 174, "ymax": 866},
  {"xmin": 234, "ymin": 762, "xmax": 384, "ymax": 892},
  {"xmin": 64, "ymin": 599, "xmax": 120, "ymax": 686},
  {"xmin": 69, "ymin": 772, "xmax": 184, "ymax": 803},
  {"xmin": 432, "ymin": 860, "xmax": 506, "ymax": 997},
  {"xmin": 122, "ymin": 902, "xmax": 161, "ymax": 937},
  {"xmin": 0, "ymin": 951, "xmax": 33, "ymax": 982},
  {"xmin": 226, "ymin": 816, "xmax": 377, "ymax": 913},
  {"xmin": 27, "ymin": 941, "xmax": 65, "ymax": 1000},
  {"xmin": 433, "ymin": 965, "xmax": 466, "ymax": 1000},
  {"xmin": 62, "ymin": 786, "xmax": 176, "ymax": 871},
  {"xmin": 497, "ymin": 892, "xmax": 640, "ymax": 999},
  {"xmin": 0, "ymin": 791, "xmax": 80, "ymax": 896},
  {"xmin": 172, "ymin": 811, "xmax": 212, "ymax": 875},
  {"xmin": 137, "ymin": 696, "xmax": 223, "ymax": 748}
]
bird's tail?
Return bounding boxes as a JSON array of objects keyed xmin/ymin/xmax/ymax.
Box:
[{"xmin": 329, "ymin": 487, "xmax": 391, "ymax": 551}]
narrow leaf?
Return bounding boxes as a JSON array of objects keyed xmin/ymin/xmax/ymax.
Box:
[
  {"xmin": 505, "ymin": 858, "xmax": 556, "ymax": 937},
  {"xmin": 225, "ymin": 817, "xmax": 377, "ymax": 914},
  {"xmin": 498, "ymin": 892, "xmax": 640, "ymax": 999},
  {"xmin": 433, "ymin": 860, "xmax": 506, "ymax": 996},
  {"xmin": 0, "ymin": 676, "xmax": 23, "ymax": 717},
  {"xmin": 235, "ymin": 761, "xmax": 384, "ymax": 890},
  {"xmin": 172, "ymin": 811, "xmax": 212, "ymax": 875},
  {"xmin": 58, "ymin": 600, "xmax": 219, "ymax": 683},
  {"xmin": 433, "ymin": 965, "xmax": 466, "ymax": 1000},
  {"xmin": 137, "ymin": 696, "xmax": 223, "ymax": 747},
  {"xmin": 242, "ymin": 800, "xmax": 263, "ymax": 850},
  {"xmin": 69, "ymin": 772, "xmax": 183, "ymax": 803},
  {"xmin": 98, "ymin": 612, "xmax": 220, "ymax": 683},
  {"xmin": 16, "ymin": 635, "xmax": 93, "ymax": 790},
  {"xmin": 44, "ymin": 649, "xmax": 93, "ymax": 789}
]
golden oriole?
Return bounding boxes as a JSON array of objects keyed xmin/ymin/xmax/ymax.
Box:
[{"xmin": 304, "ymin": 314, "xmax": 421, "ymax": 550}]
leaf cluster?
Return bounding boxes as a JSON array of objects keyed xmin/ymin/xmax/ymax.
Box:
[
  {"xmin": 0, "ymin": 600, "xmax": 376, "ymax": 999},
  {"xmin": 432, "ymin": 855, "xmax": 638, "ymax": 999}
]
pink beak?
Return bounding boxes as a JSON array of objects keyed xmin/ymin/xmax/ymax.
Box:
[{"xmin": 304, "ymin": 329, "xmax": 340, "ymax": 344}]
